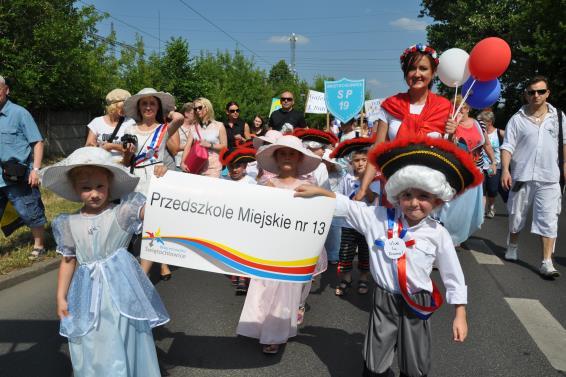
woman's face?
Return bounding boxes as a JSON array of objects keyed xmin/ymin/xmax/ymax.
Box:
[
  {"xmin": 274, "ymin": 147, "xmax": 302, "ymax": 173},
  {"xmin": 194, "ymin": 102, "xmax": 207, "ymax": 120},
  {"xmin": 405, "ymin": 55, "xmax": 434, "ymax": 91},
  {"xmin": 184, "ymin": 109, "xmax": 195, "ymax": 124},
  {"xmin": 115, "ymin": 101, "xmax": 125, "ymax": 117},
  {"xmin": 138, "ymin": 96, "xmax": 160, "ymax": 121},
  {"xmin": 226, "ymin": 104, "xmax": 240, "ymax": 121},
  {"xmin": 253, "ymin": 116, "xmax": 263, "ymax": 128},
  {"xmin": 454, "ymin": 102, "xmax": 470, "ymax": 121}
]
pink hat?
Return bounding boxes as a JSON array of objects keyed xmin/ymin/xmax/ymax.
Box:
[{"xmin": 256, "ymin": 135, "xmax": 321, "ymax": 175}]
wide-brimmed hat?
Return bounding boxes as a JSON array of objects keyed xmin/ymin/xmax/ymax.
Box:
[
  {"xmin": 322, "ymin": 149, "xmax": 338, "ymax": 165},
  {"xmin": 253, "ymin": 130, "xmax": 283, "ymax": 150},
  {"xmin": 256, "ymin": 135, "xmax": 321, "ymax": 175},
  {"xmin": 40, "ymin": 147, "xmax": 140, "ymax": 202},
  {"xmin": 330, "ymin": 136, "xmax": 375, "ymax": 159},
  {"xmin": 220, "ymin": 147, "xmax": 256, "ymax": 166},
  {"xmin": 105, "ymin": 88, "xmax": 131, "ymax": 105},
  {"xmin": 294, "ymin": 128, "xmax": 338, "ymax": 147},
  {"xmin": 123, "ymin": 88, "xmax": 176, "ymax": 122},
  {"xmin": 368, "ymin": 136, "xmax": 483, "ymax": 198}
]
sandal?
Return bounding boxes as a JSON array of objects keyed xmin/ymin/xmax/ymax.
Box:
[
  {"xmin": 262, "ymin": 344, "xmax": 280, "ymax": 354},
  {"xmin": 28, "ymin": 248, "xmax": 46, "ymax": 260},
  {"xmin": 297, "ymin": 305, "xmax": 306, "ymax": 325},
  {"xmin": 357, "ymin": 280, "xmax": 369, "ymax": 295},
  {"xmin": 335, "ymin": 280, "xmax": 352, "ymax": 296}
]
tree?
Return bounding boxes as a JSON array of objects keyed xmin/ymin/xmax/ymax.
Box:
[
  {"xmin": 0, "ymin": 0, "xmax": 111, "ymax": 110},
  {"xmin": 420, "ymin": 0, "xmax": 566, "ymax": 126}
]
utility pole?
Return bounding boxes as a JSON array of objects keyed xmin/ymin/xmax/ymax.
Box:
[
  {"xmin": 158, "ymin": 10, "xmax": 161, "ymax": 57},
  {"xmin": 289, "ymin": 33, "xmax": 297, "ymax": 76},
  {"xmin": 110, "ymin": 22, "xmax": 116, "ymax": 57}
]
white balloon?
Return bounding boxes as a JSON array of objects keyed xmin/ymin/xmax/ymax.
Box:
[{"xmin": 437, "ymin": 48, "xmax": 471, "ymax": 88}]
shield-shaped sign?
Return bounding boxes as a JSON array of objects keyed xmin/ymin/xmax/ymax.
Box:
[{"xmin": 324, "ymin": 78, "xmax": 365, "ymax": 123}]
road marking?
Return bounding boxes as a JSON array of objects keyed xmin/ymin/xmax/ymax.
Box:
[
  {"xmin": 465, "ymin": 238, "xmax": 504, "ymax": 265},
  {"xmin": 505, "ymin": 298, "xmax": 566, "ymax": 371}
]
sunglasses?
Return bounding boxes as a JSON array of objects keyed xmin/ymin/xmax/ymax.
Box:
[
  {"xmin": 526, "ymin": 89, "xmax": 548, "ymax": 96},
  {"xmin": 195, "ymin": 106, "xmax": 204, "ymax": 111},
  {"xmin": 280, "ymin": 97, "xmax": 294, "ymax": 102},
  {"xmin": 228, "ymin": 109, "xmax": 240, "ymax": 114}
]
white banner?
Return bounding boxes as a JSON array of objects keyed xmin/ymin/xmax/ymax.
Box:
[
  {"xmin": 141, "ymin": 172, "xmax": 335, "ymax": 283},
  {"xmin": 305, "ymin": 90, "xmax": 327, "ymax": 114},
  {"xmin": 364, "ymin": 98, "xmax": 383, "ymax": 119}
]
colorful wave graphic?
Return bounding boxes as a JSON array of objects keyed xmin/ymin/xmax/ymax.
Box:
[{"xmin": 142, "ymin": 235, "xmax": 317, "ymax": 282}]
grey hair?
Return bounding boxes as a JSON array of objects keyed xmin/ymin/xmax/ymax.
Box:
[{"xmin": 477, "ymin": 110, "xmax": 495, "ymax": 124}]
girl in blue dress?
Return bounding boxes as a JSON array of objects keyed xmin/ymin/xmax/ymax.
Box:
[{"xmin": 41, "ymin": 147, "xmax": 169, "ymax": 377}]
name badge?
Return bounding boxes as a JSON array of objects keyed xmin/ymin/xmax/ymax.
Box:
[{"xmin": 383, "ymin": 237, "xmax": 406, "ymax": 260}]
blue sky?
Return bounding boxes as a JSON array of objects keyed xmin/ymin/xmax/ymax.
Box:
[{"xmin": 81, "ymin": 0, "xmax": 433, "ymax": 99}]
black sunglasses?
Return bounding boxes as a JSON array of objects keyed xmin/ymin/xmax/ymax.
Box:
[
  {"xmin": 228, "ymin": 109, "xmax": 240, "ymax": 113},
  {"xmin": 526, "ymin": 89, "xmax": 548, "ymax": 96},
  {"xmin": 195, "ymin": 106, "xmax": 204, "ymax": 111},
  {"xmin": 280, "ymin": 97, "xmax": 294, "ymax": 102}
]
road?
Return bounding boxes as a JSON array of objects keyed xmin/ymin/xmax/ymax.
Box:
[{"xmin": 1, "ymin": 199, "xmax": 565, "ymax": 377}]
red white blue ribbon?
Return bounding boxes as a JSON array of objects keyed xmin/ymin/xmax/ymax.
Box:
[
  {"xmin": 134, "ymin": 123, "xmax": 168, "ymax": 167},
  {"xmin": 374, "ymin": 208, "xmax": 443, "ymax": 319}
]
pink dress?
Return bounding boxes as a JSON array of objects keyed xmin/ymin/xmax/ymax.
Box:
[{"xmin": 237, "ymin": 177, "xmax": 324, "ymax": 345}]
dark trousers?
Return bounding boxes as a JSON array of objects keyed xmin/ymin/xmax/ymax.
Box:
[{"xmin": 338, "ymin": 227, "xmax": 369, "ymax": 273}]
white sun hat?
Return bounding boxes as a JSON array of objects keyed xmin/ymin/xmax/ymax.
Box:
[
  {"xmin": 256, "ymin": 135, "xmax": 321, "ymax": 175},
  {"xmin": 253, "ymin": 130, "xmax": 283, "ymax": 150},
  {"xmin": 40, "ymin": 147, "xmax": 140, "ymax": 202},
  {"xmin": 123, "ymin": 88, "xmax": 176, "ymax": 122},
  {"xmin": 322, "ymin": 149, "xmax": 338, "ymax": 165}
]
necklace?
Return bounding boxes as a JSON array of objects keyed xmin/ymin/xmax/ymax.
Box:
[{"xmin": 527, "ymin": 105, "xmax": 548, "ymax": 123}]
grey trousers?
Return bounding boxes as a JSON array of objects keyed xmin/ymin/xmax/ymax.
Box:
[{"xmin": 363, "ymin": 284, "xmax": 432, "ymax": 377}]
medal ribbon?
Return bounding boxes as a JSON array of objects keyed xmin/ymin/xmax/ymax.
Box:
[
  {"xmin": 375, "ymin": 208, "xmax": 443, "ymax": 319},
  {"xmin": 134, "ymin": 123, "xmax": 169, "ymax": 167}
]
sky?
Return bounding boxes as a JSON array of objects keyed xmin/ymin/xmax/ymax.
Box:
[{"xmin": 81, "ymin": 0, "xmax": 434, "ymax": 99}]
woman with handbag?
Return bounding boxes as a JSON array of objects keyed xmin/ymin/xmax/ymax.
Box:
[
  {"xmin": 121, "ymin": 88, "xmax": 184, "ymax": 279},
  {"xmin": 180, "ymin": 97, "xmax": 227, "ymax": 178}
]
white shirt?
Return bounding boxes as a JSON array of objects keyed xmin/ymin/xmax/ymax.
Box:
[
  {"xmin": 334, "ymin": 194, "xmax": 467, "ymax": 304},
  {"xmin": 500, "ymin": 104, "xmax": 565, "ymax": 183},
  {"xmin": 377, "ymin": 104, "xmax": 442, "ymax": 140},
  {"xmin": 86, "ymin": 116, "xmax": 135, "ymax": 162},
  {"xmin": 311, "ymin": 163, "xmax": 330, "ymax": 190}
]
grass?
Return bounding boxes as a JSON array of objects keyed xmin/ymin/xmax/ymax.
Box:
[{"xmin": 0, "ymin": 186, "xmax": 81, "ymax": 275}]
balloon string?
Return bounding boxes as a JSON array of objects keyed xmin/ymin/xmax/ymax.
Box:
[
  {"xmin": 451, "ymin": 79, "xmax": 476, "ymax": 120},
  {"xmin": 451, "ymin": 85, "xmax": 459, "ymax": 119}
]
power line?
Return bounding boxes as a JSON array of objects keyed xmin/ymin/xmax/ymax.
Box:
[{"xmin": 175, "ymin": 0, "xmax": 272, "ymax": 66}]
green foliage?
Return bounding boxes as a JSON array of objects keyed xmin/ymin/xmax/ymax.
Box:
[{"xmin": 420, "ymin": 0, "xmax": 566, "ymax": 125}]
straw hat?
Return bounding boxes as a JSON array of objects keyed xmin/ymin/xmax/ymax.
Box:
[
  {"xmin": 123, "ymin": 88, "xmax": 176, "ymax": 122},
  {"xmin": 256, "ymin": 135, "xmax": 321, "ymax": 175},
  {"xmin": 253, "ymin": 130, "xmax": 283, "ymax": 150},
  {"xmin": 40, "ymin": 147, "xmax": 140, "ymax": 202}
]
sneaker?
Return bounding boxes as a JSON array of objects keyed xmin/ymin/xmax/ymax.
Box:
[
  {"xmin": 539, "ymin": 260, "xmax": 560, "ymax": 278},
  {"xmin": 486, "ymin": 207, "xmax": 495, "ymax": 219},
  {"xmin": 504, "ymin": 244, "xmax": 518, "ymax": 261},
  {"xmin": 28, "ymin": 247, "xmax": 46, "ymax": 260}
]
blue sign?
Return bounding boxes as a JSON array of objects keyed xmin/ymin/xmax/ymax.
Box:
[{"xmin": 324, "ymin": 78, "xmax": 365, "ymax": 123}]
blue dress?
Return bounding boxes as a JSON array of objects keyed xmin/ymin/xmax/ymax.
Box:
[{"xmin": 52, "ymin": 192, "xmax": 169, "ymax": 377}]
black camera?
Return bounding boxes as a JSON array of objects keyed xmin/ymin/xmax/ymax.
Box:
[
  {"xmin": 100, "ymin": 133, "xmax": 117, "ymax": 142},
  {"xmin": 120, "ymin": 134, "xmax": 138, "ymax": 148}
]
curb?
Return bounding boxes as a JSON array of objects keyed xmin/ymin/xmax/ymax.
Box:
[{"xmin": 0, "ymin": 257, "xmax": 59, "ymax": 291}]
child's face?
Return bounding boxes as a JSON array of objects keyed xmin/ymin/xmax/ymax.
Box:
[
  {"xmin": 274, "ymin": 147, "xmax": 302, "ymax": 173},
  {"xmin": 228, "ymin": 162, "xmax": 247, "ymax": 180},
  {"xmin": 350, "ymin": 152, "xmax": 368, "ymax": 176},
  {"xmin": 398, "ymin": 188, "xmax": 443, "ymax": 226},
  {"xmin": 73, "ymin": 168, "xmax": 111, "ymax": 212}
]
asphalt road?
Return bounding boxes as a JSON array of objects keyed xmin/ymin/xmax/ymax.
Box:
[{"xmin": 1, "ymin": 198, "xmax": 565, "ymax": 377}]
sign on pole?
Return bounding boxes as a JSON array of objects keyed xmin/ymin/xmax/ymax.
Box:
[
  {"xmin": 305, "ymin": 90, "xmax": 327, "ymax": 114},
  {"xmin": 364, "ymin": 98, "xmax": 383, "ymax": 120},
  {"xmin": 324, "ymin": 78, "xmax": 365, "ymax": 123},
  {"xmin": 141, "ymin": 172, "xmax": 335, "ymax": 283}
]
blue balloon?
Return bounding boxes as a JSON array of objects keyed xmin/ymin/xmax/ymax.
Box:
[{"xmin": 462, "ymin": 77, "xmax": 501, "ymax": 109}]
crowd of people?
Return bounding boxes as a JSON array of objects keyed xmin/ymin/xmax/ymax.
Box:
[{"xmin": 0, "ymin": 41, "xmax": 564, "ymax": 377}]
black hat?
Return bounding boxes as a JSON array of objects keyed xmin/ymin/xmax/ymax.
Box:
[
  {"xmin": 330, "ymin": 136, "xmax": 376, "ymax": 159},
  {"xmin": 219, "ymin": 147, "xmax": 256, "ymax": 166}
]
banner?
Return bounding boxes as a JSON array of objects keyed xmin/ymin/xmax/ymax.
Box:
[
  {"xmin": 305, "ymin": 90, "xmax": 327, "ymax": 114},
  {"xmin": 364, "ymin": 98, "xmax": 383, "ymax": 120},
  {"xmin": 269, "ymin": 98, "xmax": 282, "ymax": 116},
  {"xmin": 141, "ymin": 172, "xmax": 336, "ymax": 283},
  {"xmin": 324, "ymin": 78, "xmax": 365, "ymax": 123}
]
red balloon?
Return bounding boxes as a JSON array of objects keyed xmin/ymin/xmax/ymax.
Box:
[{"xmin": 468, "ymin": 37, "xmax": 511, "ymax": 81}]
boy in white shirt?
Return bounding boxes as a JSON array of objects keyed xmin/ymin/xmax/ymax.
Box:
[{"xmin": 296, "ymin": 136, "xmax": 481, "ymax": 377}]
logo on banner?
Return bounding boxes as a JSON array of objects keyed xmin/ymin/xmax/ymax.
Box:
[
  {"xmin": 145, "ymin": 228, "xmax": 165, "ymax": 247},
  {"xmin": 324, "ymin": 78, "xmax": 365, "ymax": 123}
]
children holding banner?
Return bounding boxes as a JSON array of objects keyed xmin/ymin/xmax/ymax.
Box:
[
  {"xmin": 237, "ymin": 135, "xmax": 322, "ymax": 354},
  {"xmin": 295, "ymin": 136, "xmax": 478, "ymax": 377},
  {"xmin": 41, "ymin": 147, "xmax": 169, "ymax": 377}
]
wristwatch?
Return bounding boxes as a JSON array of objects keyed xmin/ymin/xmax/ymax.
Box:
[{"xmin": 32, "ymin": 167, "xmax": 40, "ymax": 172}]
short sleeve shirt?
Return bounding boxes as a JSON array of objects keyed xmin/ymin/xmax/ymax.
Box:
[{"xmin": 0, "ymin": 100, "xmax": 43, "ymax": 187}]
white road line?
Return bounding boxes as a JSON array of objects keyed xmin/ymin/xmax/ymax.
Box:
[
  {"xmin": 505, "ymin": 298, "xmax": 566, "ymax": 372},
  {"xmin": 465, "ymin": 238, "xmax": 504, "ymax": 265}
]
